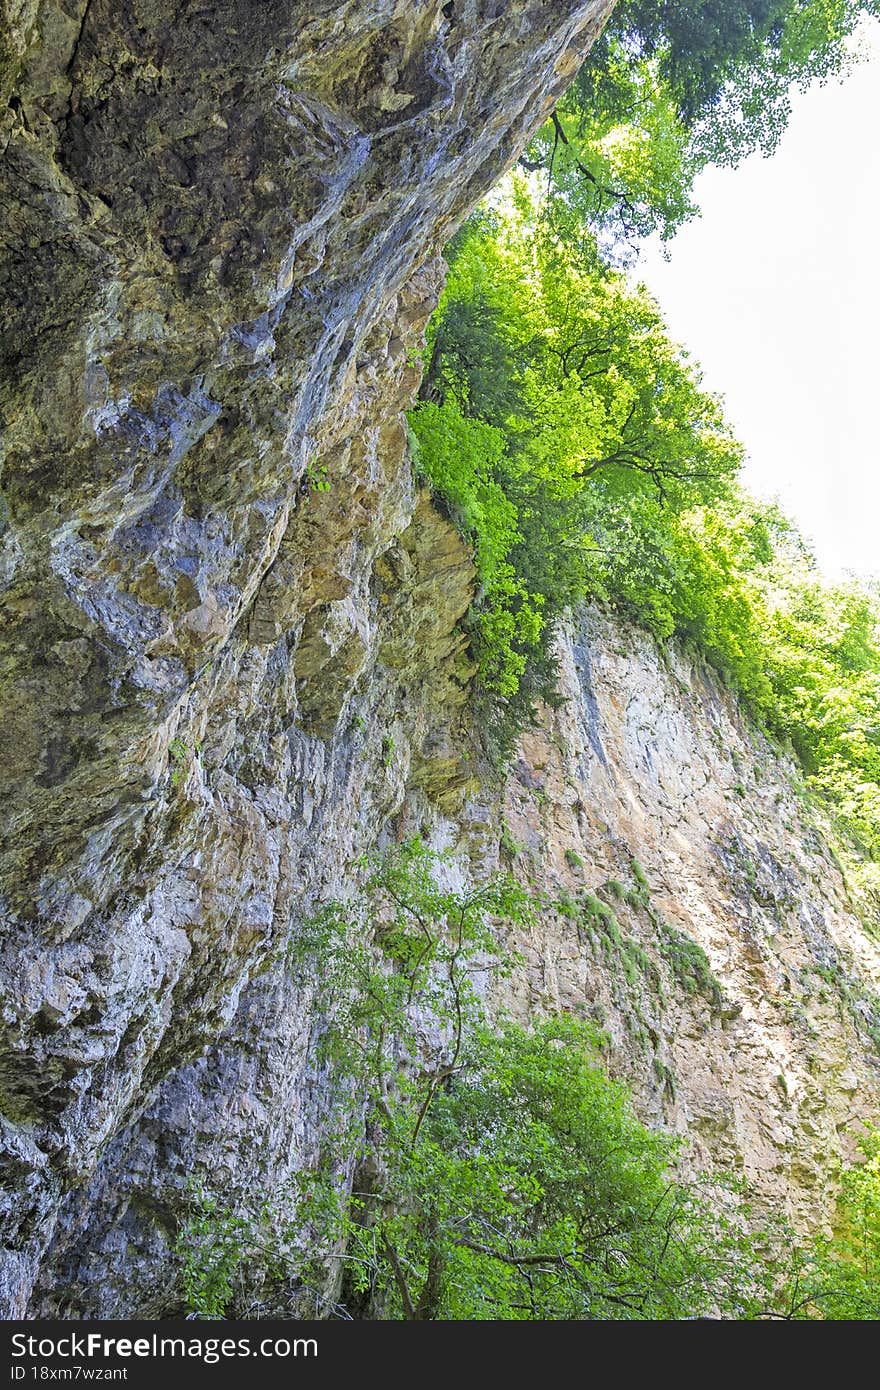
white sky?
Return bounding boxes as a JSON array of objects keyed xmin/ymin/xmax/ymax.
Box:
[{"xmin": 636, "ymin": 21, "xmax": 880, "ymax": 582}]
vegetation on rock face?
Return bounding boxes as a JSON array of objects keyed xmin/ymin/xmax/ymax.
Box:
[
  {"xmin": 178, "ymin": 846, "xmax": 880, "ymax": 1320},
  {"xmin": 813, "ymin": 1125, "xmax": 880, "ymax": 1318},
  {"xmin": 413, "ymin": 204, "xmax": 742, "ymax": 740},
  {"xmin": 412, "ymin": 198, "xmax": 880, "ymax": 914},
  {"xmin": 409, "ymin": 8, "xmax": 880, "ymax": 913},
  {"xmin": 522, "ymin": 0, "xmax": 880, "ymax": 250},
  {"xmin": 175, "ymin": 2, "xmax": 880, "ymax": 1325},
  {"xmin": 325, "ymin": 15, "xmax": 880, "ymax": 1320}
]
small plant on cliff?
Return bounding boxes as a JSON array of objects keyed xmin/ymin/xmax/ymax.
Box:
[
  {"xmin": 303, "ymin": 460, "xmax": 331, "ymax": 493},
  {"xmin": 499, "ymin": 821, "xmax": 522, "ymax": 860},
  {"xmin": 168, "ymin": 737, "xmax": 187, "ymax": 786},
  {"xmin": 657, "ymin": 920, "xmax": 724, "ymax": 1010},
  {"xmin": 167, "ymin": 737, "xmax": 204, "ymax": 790}
]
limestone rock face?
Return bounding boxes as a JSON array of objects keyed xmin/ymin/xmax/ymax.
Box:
[
  {"xmin": 3, "ymin": 1, "xmax": 879, "ymax": 1322},
  {"xmin": 0, "ymin": 0, "xmax": 615, "ymax": 1316}
]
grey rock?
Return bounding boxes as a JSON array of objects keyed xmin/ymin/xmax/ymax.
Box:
[{"xmin": 1, "ymin": 0, "xmax": 615, "ymax": 1317}]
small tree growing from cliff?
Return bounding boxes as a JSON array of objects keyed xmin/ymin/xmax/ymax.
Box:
[
  {"xmin": 333, "ymin": 1014, "xmax": 772, "ymax": 1320},
  {"xmin": 283, "ymin": 844, "xmax": 746, "ymax": 1320}
]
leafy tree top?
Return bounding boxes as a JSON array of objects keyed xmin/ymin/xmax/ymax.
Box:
[{"xmin": 522, "ymin": 0, "xmax": 880, "ymax": 247}]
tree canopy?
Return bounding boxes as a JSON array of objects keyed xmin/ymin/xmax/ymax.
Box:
[{"xmin": 413, "ymin": 198, "xmax": 741, "ymax": 725}]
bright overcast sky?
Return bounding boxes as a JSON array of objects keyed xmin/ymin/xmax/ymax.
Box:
[{"xmin": 636, "ymin": 21, "xmax": 880, "ymax": 582}]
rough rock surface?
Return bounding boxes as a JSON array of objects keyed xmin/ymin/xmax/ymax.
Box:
[
  {"xmin": 3, "ymin": 1, "xmax": 879, "ymax": 1321},
  {"xmin": 1, "ymin": 0, "xmax": 615, "ymax": 1318},
  {"xmin": 27, "ymin": 594, "xmax": 880, "ymax": 1316}
]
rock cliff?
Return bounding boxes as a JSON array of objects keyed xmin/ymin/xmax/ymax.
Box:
[
  {"xmin": 492, "ymin": 610, "xmax": 880, "ymax": 1229},
  {"xmin": 2, "ymin": 0, "xmax": 878, "ymax": 1320},
  {"xmin": 0, "ymin": 0, "xmax": 614, "ymax": 1319}
]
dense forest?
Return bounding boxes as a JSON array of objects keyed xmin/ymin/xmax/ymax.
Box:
[{"xmin": 173, "ymin": 1, "xmax": 880, "ymax": 1320}]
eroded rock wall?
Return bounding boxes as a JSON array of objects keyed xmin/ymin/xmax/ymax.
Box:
[
  {"xmin": 27, "ymin": 591, "xmax": 880, "ymax": 1316},
  {"xmin": 3, "ymin": 1, "xmax": 879, "ymax": 1322},
  {"xmin": 490, "ymin": 612, "xmax": 880, "ymax": 1231},
  {"xmin": 0, "ymin": 0, "xmax": 615, "ymax": 1316}
]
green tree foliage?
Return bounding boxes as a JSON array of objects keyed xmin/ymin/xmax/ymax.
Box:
[
  {"xmin": 412, "ymin": 198, "xmax": 741, "ymax": 743},
  {"xmin": 803, "ymin": 1127, "xmax": 880, "ymax": 1318},
  {"xmin": 593, "ymin": 0, "xmax": 874, "ymax": 135},
  {"xmin": 335, "ymin": 1015, "xmax": 798, "ymax": 1320},
  {"xmin": 176, "ymin": 848, "xmax": 880, "ymax": 1320},
  {"xmin": 760, "ymin": 1124, "xmax": 880, "ymax": 1319},
  {"xmin": 521, "ymin": 0, "xmax": 879, "ymax": 247},
  {"xmin": 522, "ymin": 51, "xmax": 701, "ymax": 248},
  {"xmin": 411, "ymin": 192, "xmax": 880, "ymax": 912}
]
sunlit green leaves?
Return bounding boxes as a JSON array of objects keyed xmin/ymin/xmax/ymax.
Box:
[
  {"xmin": 412, "ymin": 197, "xmax": 880, "ymax": 908},
  {"xmin": 520, "ymin": 1, "xmax": 879, "ymax": 250},
  {"xmin": 411, "ymin": 201, "xmax": 741, "ymax": 742}
]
